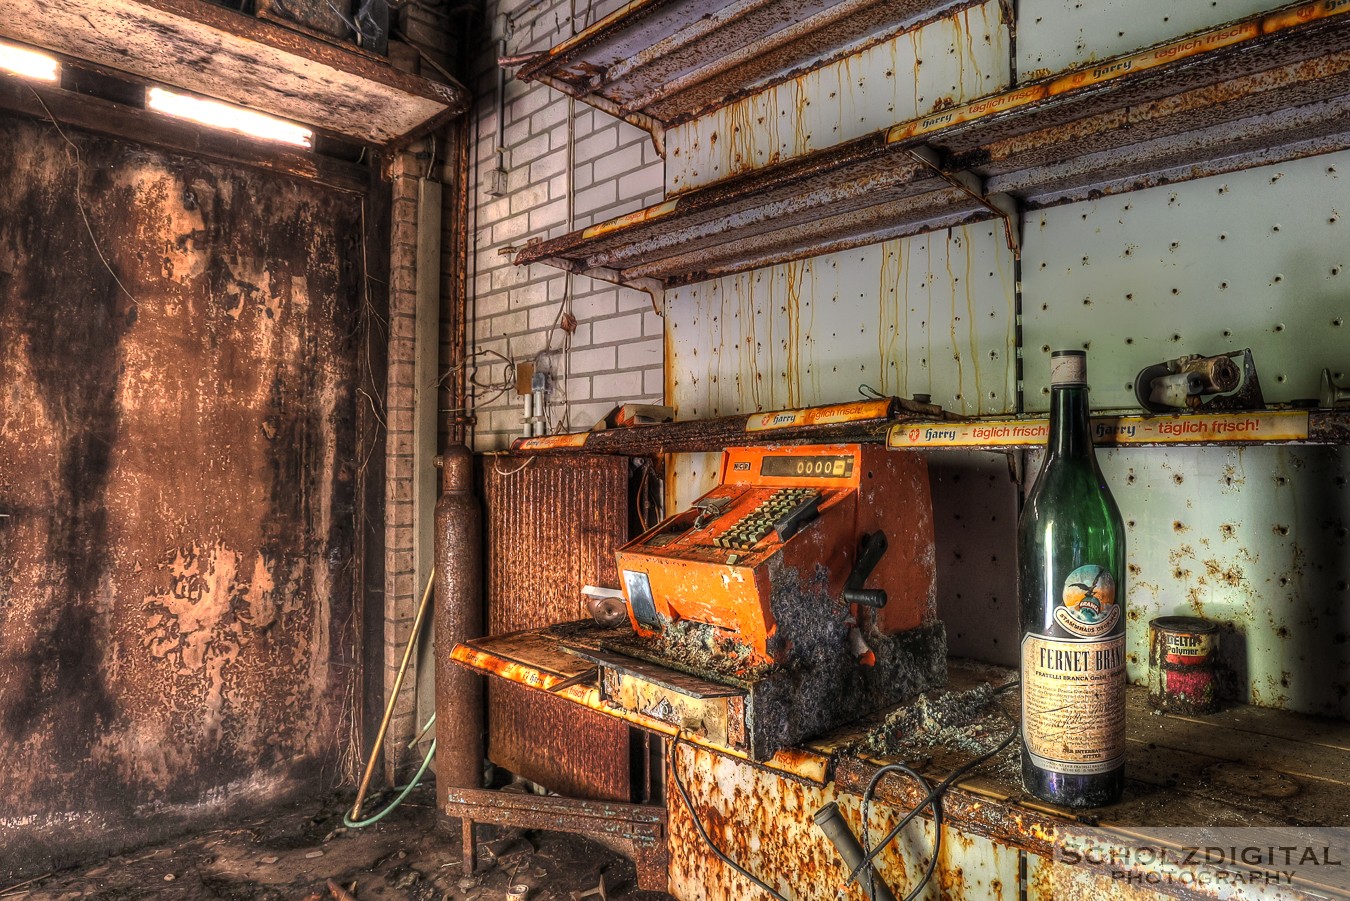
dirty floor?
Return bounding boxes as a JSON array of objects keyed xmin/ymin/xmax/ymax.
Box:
[{"xmin": 1, "ymin": 788, "xmax": 674, "ymax": 901}]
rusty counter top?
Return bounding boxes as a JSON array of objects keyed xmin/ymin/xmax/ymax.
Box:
[{"xmin": 453, "ymin": 628, "xmax": 1350, "ymax": 897}]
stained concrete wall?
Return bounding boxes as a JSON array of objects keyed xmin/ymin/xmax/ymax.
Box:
[{"xmin": 0, "ymin": 112, "xmax": 363, "ymax": 878}]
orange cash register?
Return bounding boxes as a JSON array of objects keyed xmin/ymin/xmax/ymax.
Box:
[{"xmin": 565, "ymin": 443, "xmax": 947, "ymax": 760}]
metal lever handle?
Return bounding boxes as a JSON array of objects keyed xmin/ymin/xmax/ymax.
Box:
[
  {"xmin": 843, "ymin": 531, "xmax": 888, "ymax": 608},
  {"xmin": 692, "ymin": 495, "xmax": 731, "ymax": 529},
  {"xmin": 773, "ymin": 494, "xmax": 822, "ymax": 542}
]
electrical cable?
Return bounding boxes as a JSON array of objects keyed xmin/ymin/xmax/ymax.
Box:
[
  {"xmin": 849, "ymin": 681, "xmax": 1021, "ymax": 894},
  {"xmin": 348, "ymin": 570, "xmax": 436, "ymax": 823},
  {"xmin": 28, "ymin": 88, "xmax": 139, "ymax": 310},
  {"xmin": 343, "ymin": 738, "xmax": 436, "ymax": 828},
  {"xmin": 859, "ymin": 763, "xmax": 940, "ymax": 901},
  {"xmin": 669, "ymin": 733, "xmax": 791, "ymax": 901}
]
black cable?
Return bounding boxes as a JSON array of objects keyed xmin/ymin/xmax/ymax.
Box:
[
  {"xmin": 669, "ymin": 733, "xmax": 791, "ymax": 901},
  {"xmin": 850, "ymin": 680, "xmax": 1021, "ymax": 894},
  {"xmin": 860, "ymin": 763, "xmax": 939, "ymax": 901}
]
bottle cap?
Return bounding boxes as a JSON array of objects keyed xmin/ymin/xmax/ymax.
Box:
[{"xmin": 1050, "ymin": 350, "xmax": 1087, "ymax": 386}]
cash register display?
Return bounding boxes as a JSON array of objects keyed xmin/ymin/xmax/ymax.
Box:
[{"xmin": 759, "ymin": 454, "xmax": 854, "ymax": 479}]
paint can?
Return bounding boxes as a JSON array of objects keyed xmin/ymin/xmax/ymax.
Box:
[{"xmin": 1147, "ymin": 616, "xmax": 1219, "ymax": 714}]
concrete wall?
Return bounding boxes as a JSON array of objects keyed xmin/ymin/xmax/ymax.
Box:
[
  {"xmin": 0, "ymin": 113, "xmax": 362, "ymax": 878},
  {"xmin": 466, "ymin": 0, "xmax": 666, "ymax": 450}
]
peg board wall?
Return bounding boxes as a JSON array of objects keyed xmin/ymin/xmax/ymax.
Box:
[{"xmin": 1015, "ymin": 0, "xmax": 1281, "ymax": 80}]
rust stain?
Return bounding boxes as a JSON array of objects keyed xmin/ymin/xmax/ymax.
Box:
[
  {"xmin": 878, "ymin": 240, "xmax": 904, "ymax": 395},
  {"xmin": 783, "ymin": 259, "xmax": 804, "ymax": 408}
]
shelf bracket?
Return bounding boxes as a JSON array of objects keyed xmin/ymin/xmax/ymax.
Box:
[
  {"xmin": 905, "ymin": 145, "xmax": 1020, "ymax": 257},
  {"xmin": 500, "ymin": 61, "xmax": 667, "ymax": 157},
  {"xmin": 579, "ymin": 265, "xmax": 666, "ymax": 315}
]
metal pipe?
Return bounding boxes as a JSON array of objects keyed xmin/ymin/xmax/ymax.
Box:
[
  {"xmin": 350, "ymin": 565, "xmax": 436, "ymax": 821},
  {"xmin": 494, "ymin": 13, "xmax": 508, "ymax": 178},
  {"xmin": 813, "ymin": 802, "xmax": 898, "ymax": 901},
  {"xmin": 434, "ymin": 445, "xmax": 485, "ymax": 799}
]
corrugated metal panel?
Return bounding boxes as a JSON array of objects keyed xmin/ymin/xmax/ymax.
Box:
[
  {"xmin": 481, "ymin": 453, "xmax": 637, "ymax": 801},
  {"xmin": 483, "ymin": 454, "xmax": 632, "ymax": 631},
  {"xmin": 667, "ymin": 0, "xmax": 1009, "ymax": 192},
  {"xmin": 665, "ymin": 224, "xmax": 1016, "ymax": 420}
]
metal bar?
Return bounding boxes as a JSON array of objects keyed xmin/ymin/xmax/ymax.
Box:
[
  {"xmin": 443, "ymin": 787, "xmax": 669, "ymax": 892},
  {"xmin": 525, "ymin": 72, "xmax": 667, "ymax": 155},
  {"xmin": 448, "ymin": 114, "xmax": 473, "ymax": 444}
]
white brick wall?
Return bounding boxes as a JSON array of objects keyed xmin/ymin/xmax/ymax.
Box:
[{"xmin": 467, "ymin": 0, "xmax": 666, "ymax": 450}]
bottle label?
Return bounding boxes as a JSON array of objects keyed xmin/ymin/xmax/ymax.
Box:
[
  {"xmin": 1022, "ymin": 633, "xmax": 1126, "ymax": 774},
  {"xmin": 1050, "ymin": 353, "xmax": 1086, "ymax": 385},
  {"xmin": 1054, "ymin": 564, "xmax": 1120, "ymax": 638}
]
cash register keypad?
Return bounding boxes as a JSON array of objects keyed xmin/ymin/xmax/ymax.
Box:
[{"xmin": 715, "ymin": 488, "xmax": 820, "ymax": 550}]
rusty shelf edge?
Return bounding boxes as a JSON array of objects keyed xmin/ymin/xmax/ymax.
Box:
[
  {"xmin": 889, "ymin": 409, "xmax": 1350, "ymax": 450},
  {"xmin": 503, "ymin": 406, "xmax": 1350, "ymax": 456},
  {"xmin": 514, "ymin": 0, "xmax": 1350, "ymax": 292},
  {"xmin": 510, "ymin": 0, "xmax": 988, "ymax": 132},
  {"xmin": 449, "ymin": 637, "xmax": 835, "ymax": 784},
  {"xmin": 506, "ymin": 397, "xmax": 956, "ymax": 455}
]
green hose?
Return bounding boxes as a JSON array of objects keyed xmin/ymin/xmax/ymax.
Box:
[{"xmin": 343, "ymin": 739, "xmax": 437, "ymax": 829}]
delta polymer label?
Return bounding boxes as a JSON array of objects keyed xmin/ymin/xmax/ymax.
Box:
[{"xmin": 1022, "ymin": 563, "xmax": 1126, "ymax": 775}]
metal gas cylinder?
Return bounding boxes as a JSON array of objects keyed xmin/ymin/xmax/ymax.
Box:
[{"xmin": 434, "ymin": 445, "xmax": 484, "ymax": 795}]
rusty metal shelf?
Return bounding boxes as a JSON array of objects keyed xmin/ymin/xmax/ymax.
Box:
[
  {"xmin": 505, "ymin": 403, "xmax": 1350, "ymax": 456},
  {"xmin": 509, "ymin": 397, "xmax": 949, "ymax": 455},
  {"xmin": 515, "ymin": 1, "xmax": 1350, "ymax": 300},
  {"xmin": 888, "ymin": 408, "xmax": 1350, "ymax": 450},
  {"xmin": 0, "ymin": 0, "xmax": 469, "ymax": 146},
  {"xmin": 506, "ymin": 0, "xmax": 984, "ymax": 143}
]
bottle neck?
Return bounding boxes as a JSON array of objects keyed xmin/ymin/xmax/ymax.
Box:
[{"xmin": 1048, "ymin": 384, "xmax": 1093, "ymax": 457}]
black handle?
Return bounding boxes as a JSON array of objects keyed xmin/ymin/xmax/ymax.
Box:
[
  {"xmin": 843, "ymin": 531, "xmax": 888, "ymax": 608},
  {"xmin": 773, "ymin": 494, "xmax": 822, "ymax": 542}
]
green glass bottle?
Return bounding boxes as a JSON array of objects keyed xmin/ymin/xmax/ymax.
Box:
[{"xmin": 1018, "ymin": 350, "xmax": 1127, "ymax": 808}]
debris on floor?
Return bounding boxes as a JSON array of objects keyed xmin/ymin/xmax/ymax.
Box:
[{"xmin": 3, "ymin": 788, "xmax": 672, "ymax": 901}]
